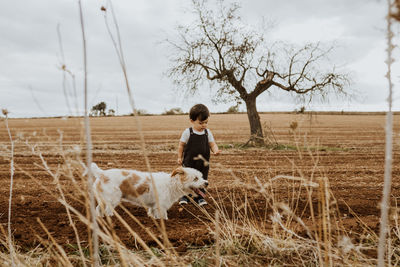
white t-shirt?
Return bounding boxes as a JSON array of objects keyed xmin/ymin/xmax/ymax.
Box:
[{"xmin": 179, "ymin": 128, "xmax": 215, "ymax": 144}]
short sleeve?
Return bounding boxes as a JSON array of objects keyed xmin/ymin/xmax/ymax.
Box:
[
  {"xmin": 207, "ymin": 129, "xmax": 215, "ymax": 143},
  {"xmin": 179, "ymin": 128, "xmax": 190, "ymax": 143}
]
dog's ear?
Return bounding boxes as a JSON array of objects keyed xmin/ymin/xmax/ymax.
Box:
[{"xmin": 171, "ymin": 167, "xmax": 184, "ymax": 177}]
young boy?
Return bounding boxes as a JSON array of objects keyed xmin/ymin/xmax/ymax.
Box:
[{"xmin": 177, "ymin": 104, "xmax": 220, "ymax": 206}]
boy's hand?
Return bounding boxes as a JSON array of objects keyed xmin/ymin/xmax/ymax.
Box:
[
  {"xmin": 210, "ymin": 142, "xmax": 221, "ymax": 156},
  {"xmin": 177, "ymin": 158, "xmax": 183, "ymax": 165},
  {"xmin": 213, "ymin": 149, "xmax": 221, "ymax": 155}
]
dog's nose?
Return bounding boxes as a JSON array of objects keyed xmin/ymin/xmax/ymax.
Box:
[{"xmin": 205, "ymin": 181, "xmax": 209, "ymax": 187}]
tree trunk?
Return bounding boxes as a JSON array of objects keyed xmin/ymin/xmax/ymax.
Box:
[{"xmin": 245, "ymin": 97, "xmax": 264, "ymax": 145}]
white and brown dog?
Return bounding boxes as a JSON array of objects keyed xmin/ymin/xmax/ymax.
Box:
[{"xmin": 87, "ymin": 163, "xmax": 207, "ymax": 219}]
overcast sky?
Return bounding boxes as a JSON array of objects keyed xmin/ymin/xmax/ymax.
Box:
[{"xmin": 0, "ymin": 0, "xmax": 397, "ymax": 118}]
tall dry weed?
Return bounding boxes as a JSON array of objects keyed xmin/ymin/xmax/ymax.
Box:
[
  {"xmin": 77, "ymin": 1, "xmax": 100, "ymax": 265},
  {"xmin": 2, "ymin": 109, "xmax": 16, "ymax": 267},
  {"xmin": 100, "ymin": 1, "xmax": 176, "ymax": 257},
  {"xmin": 378, "ymin": 0, "xmax": 395, "ymax": 266}
]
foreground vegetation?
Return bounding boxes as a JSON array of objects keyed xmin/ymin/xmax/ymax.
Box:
[{"xmin": 0, "ymin": 141, "xmax": 399, "ymax": 266}]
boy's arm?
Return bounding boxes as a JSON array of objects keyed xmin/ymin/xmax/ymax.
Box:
[
  {"xmin": 177, "ymin": 141, "xmax": 185, "ymax": 164},
  {"xmin": 209, "ymin": 142, "xmax": 221, "ymax": 155}
]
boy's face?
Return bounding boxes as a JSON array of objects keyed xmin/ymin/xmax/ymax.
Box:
[{"xmin": 190, "ymin": 118, "xmax": 208, "ymax": 132}]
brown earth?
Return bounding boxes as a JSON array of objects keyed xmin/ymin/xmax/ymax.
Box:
[{"xmin": 0, "ymin": 113, "xmax": 399, "ymax": 253}]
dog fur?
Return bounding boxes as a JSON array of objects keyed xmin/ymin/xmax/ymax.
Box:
[{"xmin": 88, "ymin": 163, "xmax": 207, "ymax": 219}]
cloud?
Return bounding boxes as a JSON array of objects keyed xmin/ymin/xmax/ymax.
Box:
[{"xmin": 0, "ymin": 0, "xmax": 396, "ymax": 118}]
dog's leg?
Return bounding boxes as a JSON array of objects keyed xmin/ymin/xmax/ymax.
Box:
[
  {"xmin": 104, "ymin": 200, "xmax": 120, "ymax": 217},
  {"xmin": 149, "ymin": 207, "xmax": 161, "ymax": 219},
  {"xmin": 103, "ymin": 191, "xmax": 122, "ymax": 217},
  {"xmin": 149, "ymin": 206, "xmax": 168, "ymax": 220},
  {"xmin": 94, "ymin": 195, "xmax": 114, "ymax": 217},
  {"xmin": 104, "ymin": 203, "xmax": 114, "ymax": 216},
  {"xmin": 162, "ymin": 210, "xmax": 168, "ymax": 220},
  {"xmin": 95, "ymin": 204, "xmax": 103, "ymax": 217},
  {"xmin": 159, "ymin": 208, "xmax": 168, "ymax": 220},
  {"xmin": 147, "ymin": 207, "xmax": 156, "ymax": 218}
]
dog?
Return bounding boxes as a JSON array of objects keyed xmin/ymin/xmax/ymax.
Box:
[{"xmin": 87, "ymin": 163, "xmax": 208, "ymax": 219}]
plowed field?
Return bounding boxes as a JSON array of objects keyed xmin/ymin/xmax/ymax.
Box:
[{"xmin": 0, "ymin": 113, "xmax": 399, "ymax": 252}]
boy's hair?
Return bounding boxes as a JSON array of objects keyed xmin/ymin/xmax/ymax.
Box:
[{"xmin": 189, "ymin": 104, "xmax": 209, "ymax": 121}]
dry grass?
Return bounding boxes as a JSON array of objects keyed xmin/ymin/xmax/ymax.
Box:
[{"xmin": 0, "ymin": 135, "xmax": 398, "ymax": 266}]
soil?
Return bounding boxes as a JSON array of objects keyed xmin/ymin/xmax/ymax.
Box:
[{"xmin": 0, "ymin": 113, "xmax": 399, "ymax": 253}]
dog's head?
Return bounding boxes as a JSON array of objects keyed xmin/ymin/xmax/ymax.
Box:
[{"xmin": 171, "ymin": 167, "xmax": 208, "ymax": 197}]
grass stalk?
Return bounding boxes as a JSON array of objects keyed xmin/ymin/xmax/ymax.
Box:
[
  {"xmin": 57, "ymin": 24, "xmax": 80, "ymax": 117},
  {"xmin": 77, "ymin": 1, "xmax": 100, "ymax": 265},
  {"xmin": 101, "ymin": 0, "xmax": 173, "ymax": 255},
  {"xmin": 378, "ymin": 1, "xmax": 395, "ymax": 266},
  {"xmin": 2, "ymin": 109, "xmax": 16, "ymax": 267},
  {"xmin": 214, "ymin": 210, "xmax": 221, "ymax": 267}
]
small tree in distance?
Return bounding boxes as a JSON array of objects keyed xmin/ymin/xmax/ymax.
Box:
[
  {"xmin": 130, "ymin": 109, "xmax": 149, "ymax": 116},
  {"xmin": 108, "ymin": 109, "xmax": 115, "ymax": 116},
  {"xmin": 167, "ymin": 0, "xmax": 350, "ymax": 145},
  {"xmin": 90, "ymin": 101, "xmax": 107, "ymax": 116},
  {"xmin": 227, "ymin": 104, "xmax": 240, "ymax": 114},
  {"xmin": 162, "ymin": 107, "xmax": 184, "ymax": 115}
]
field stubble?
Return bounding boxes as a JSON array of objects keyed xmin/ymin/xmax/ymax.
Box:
[{"xmin": 0, "ymin": 113, "xmax": 399, "ymax": 265}]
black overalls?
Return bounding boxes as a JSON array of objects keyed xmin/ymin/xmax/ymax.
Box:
[{"xmin": 183, "ymin": 127, "xmax": 210, "ymax": 183}]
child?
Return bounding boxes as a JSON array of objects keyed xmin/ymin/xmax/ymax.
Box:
[{"xmin": 177, "ymin": 104, "xmax": 220, "ymax": 206}]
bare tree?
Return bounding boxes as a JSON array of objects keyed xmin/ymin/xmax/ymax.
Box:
[{"xmin": 167, "ymin": 0, "xmax": 350, "ymax": 145}]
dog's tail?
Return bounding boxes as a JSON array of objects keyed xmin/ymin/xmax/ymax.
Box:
[{"xmin": 82, "ymin": 162, "xmax": 102, "ymax": 177}]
